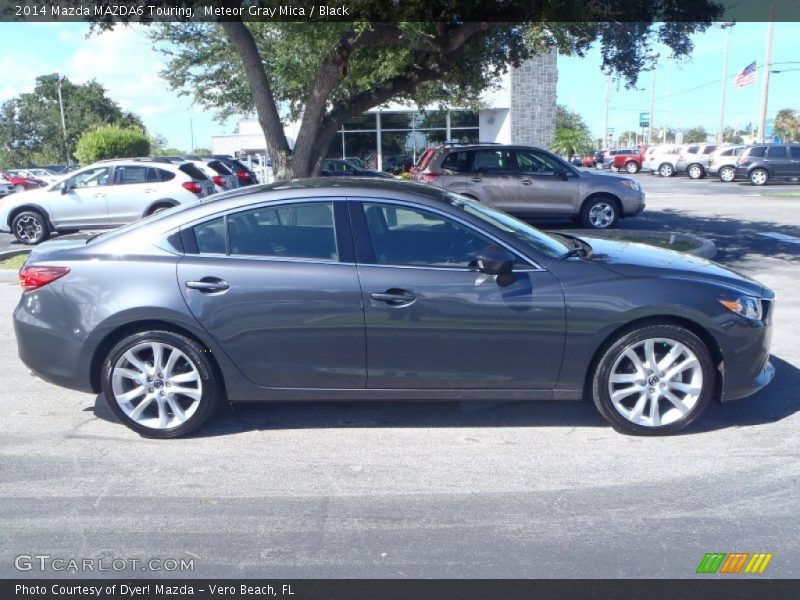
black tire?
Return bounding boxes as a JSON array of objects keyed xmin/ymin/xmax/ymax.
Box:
[
  {"xmin": 101, "ymin": 330, "xmax": 222, "ymax": 438},
  {"xmin": 749, "ymin": 168, "xmax": 768, "ymax": 186},
  {"xmin": 591, "ymin": 324, "xmax": 715, "ymax": 436},
  {"xmin": 580, "ymin": 196, "xmax": 620, "ymax": 229},
  {"xmin": 624, "ymin": 161, "xmax": 640, "ymax": 174},
  {"xmin": 658, "ymin": 163, "xmax": 674, "ymax": 177},
  {"xmin": 719, "ymin": 166, "xmax": 735, "ymax": 183},
  {"xmin": 12, "ymin": 210, "xmax": 50, "ymax": 245},
  {"xmin": 687, "ymin": 164, "xmax": 705, "ymax": 179}
]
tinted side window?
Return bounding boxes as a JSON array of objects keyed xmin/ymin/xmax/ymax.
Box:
[
  {"xmin": 686, "ymin": 146, "xmax": 699, "ymax": 154},
  {"xmin": 228, "ymin": 202, "xmax": 337, "ymax": 260},
  {"xmin": 472, "ymin": 150, "xmax": 514, "ymax": 173},
  {"xmin": 194, "ymin": 217, "xmax": 226, "ymax": 254},
  {"xmin": 362, "ymin": 203, "xmax": 495, "ymax": 268},
  {"xmin": 114, "ymin": 166, "xmax": 148, "ymax": 185},
  {"xmin": 441, "ymin": 151, "xmax": 472, "ymax": 172},
  {"xmin": 704, "ymin": 145, "xmax": 717, "ymax": 154},
  {"xmin": 748, "ymin": 146, "xmax": 766, "ymax": 158},
  {"xmin": 516, "ymin": 150, "xmax": 561, "ymax": 174},
  {"xmin": 791, "ymin": 147, "xmax": 800, "ymax": 159},
  {"xmin": 156, "ymin": 168, "xmax": 175, "ymax": 182},
  {"xmin": 766, "ymin": 146, "xmax": 787, "ymax": 158}
]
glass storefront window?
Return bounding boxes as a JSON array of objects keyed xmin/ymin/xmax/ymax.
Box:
[
  {"xmin": 380, "ymin": 112, "xmax": 413, "ymax": 130},
  {"xmin": 450, "ymin": 110, "xmax": 479, "ymax": 128},
  {"xmin": 342, "ymin": 113, "xmax": 376, "ymax": 131},
  {"xmin": 413, "ymin": 111, "xmax": 447, "ymax": 130}
]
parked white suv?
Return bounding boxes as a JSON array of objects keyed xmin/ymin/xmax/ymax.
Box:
[
  {"xmin": 0, "ymin": 159, "xmax": 216, "ymax": 244},
  {"xmin": 642, "ymin": 144, "xmax": 684, "ymax": 177}
]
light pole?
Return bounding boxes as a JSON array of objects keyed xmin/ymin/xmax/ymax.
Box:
[
  {"xmin": 758, "ymin": 13, "xmax": 775, "ymax": 142},
  {"xmin": 646, "ymin": 53, "xmax": 660, "ymax": 144},
  {"xmin": 53, "ymin": 72, "xmax": 69, "ymax": 165},
  {"xmin": 717, "ymin": 22, "xmax": 735, "ymax": 143}
]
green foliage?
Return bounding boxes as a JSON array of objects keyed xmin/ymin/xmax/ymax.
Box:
[
  {"xmin": 722, "ymin": 127, "xmax": 744, "ymax": 144},
  {"xmin": 684, "ymin": 126, "xmax": 709, "ymax": 144},
  {"xmin": 774, "ymin": 109, "xmax": 800, "ymax": 141},
  {"xmin": 74, "ymin": 125, "xmax": 150, "ymax": 164},
  {"xmin": 0, "ymin": 75, "xmax": 144, "ymax": 168},
  {"xmin": 192, "ymin": 147, "xmax": 212, "ymax": 155},
  {"xmin": 553, "ymin": 105, "xmax": 592, "ymax": 159},
  {"xmin": 619, "ymin": 130, "xmax": 639, "ymax": 146}
]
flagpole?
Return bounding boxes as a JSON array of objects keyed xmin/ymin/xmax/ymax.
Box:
[
  {"xmin": 758, "ymin": 8, "xmax": 776, "ymax": 142},
  {"xmin": 717, "ymin": 23, "xmax": 734, "ymax": 143}
]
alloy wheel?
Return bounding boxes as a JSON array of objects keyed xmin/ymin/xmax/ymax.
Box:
[
  {"xmin": 750, "ymin": 170, "xmax": 767, "ymax": 186},
  {"xmin": 588, "ymin": 202, "xmax": 616, "ymax": 229},
  {"xmin": 607, "ymin": 337, "xmax": 703, "ymax": 428},
  {"xmin": 719, "ymin": 167, "xmax": 735, "ymax": 182},
  {"xmin": 111, "ymin": 341, "xmax": 203, "ymax": 430},
  {"xmin": 659, "ymin": 164, "xmax": 674, "ymax": 177},
  {"xmin": 625, "ymin": 161, "xmax": 639, "ymax": 174},
  {"xmin": 688, "ymin": 165, "xmax": 703, "ymax": 179},
  {"xmin": 15, "ymin": 215, "xmax": 43, "ymax": 243}
]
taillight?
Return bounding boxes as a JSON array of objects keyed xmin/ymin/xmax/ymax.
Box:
[
  {"xmin": 182, "ymin": 181, "xmax": 203, "ymax": 194},
  {"xmin": 420, "ymin": 172, "xmax": 441, "ymax": 183},
  {"xmin": 235, "ymin": 170, "xmax": 249, "ymax": 180},
  {"xmin": 19, "ymin": 266, "xmax": 70, "ymax": 291},
  {"xmin": 212, "ymin": 175, "xmax": 224, "ymax": 187}
]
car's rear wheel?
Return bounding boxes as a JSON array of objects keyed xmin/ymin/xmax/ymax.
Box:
[
  {"xmin": 687, "ymin": 164, "xmax": 705, "ymax": 179},
  {"xmin": 102, "ymin": 331, "xmax": 222, "ymax": 438},
  {"xmin": 719, "ymin": 166, "xmax": 736, "ymax": 182},
  {"xmin": 591, "ymin": 324, "xmax": 714, "ymax": 435},
  {"xmin": 12, "ymin": 210, "xmax": 50, "ymax": 245},
  {"xmin": 580, "ymin": 196, "xmax": 620, "ymax": 229},
  {"xmin": 750, "ymin": 168, "xmax": 768, "ymax": 186},
  {"xmin": 658, "ymin": 163, "xmax": 674, "ymax": 177},
  {"xmin": 625, "ymin": 161, "xmax": 640, "ymax": 174}
]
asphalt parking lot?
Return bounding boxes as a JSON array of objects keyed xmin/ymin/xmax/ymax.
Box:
[{"xmin": 1, "ymin": 175, "xmax": 799, "ymax": 579}]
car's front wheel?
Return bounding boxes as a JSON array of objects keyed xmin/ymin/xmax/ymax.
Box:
[
  {"xmin": 719, "ymin": 166, "xmax": 736, "ymax": 183},
  {"xmin": 687, "ymin": 164, "xmax": 705, "ymax": 179},
  {"xmin": 12, "ymin": 210, "xmax": 50, "ymax": 245},
  {"xmin": 658, "ymin": 163, "xmax": 675, "ymax": 177},
  {"xmin": 750, "ymin": 168, "xmax": 768, "ymax": 186},
  {"xmin": 580, "ymin": 196, "xmax": 620, "ymax": 229},
  {"xmin": 625, "ymin": 161, "xmax": 640, "ymax": 174},
  {"xmin": 591, "ymin": 324, "xmax": 714, "ymax": 435},
  {"xmin": 102, "ymin": 330, "xmax": 222, "ymax": 438}
]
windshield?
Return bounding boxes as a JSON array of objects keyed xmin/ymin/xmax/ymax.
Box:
[{"xmin": 445, "ymin": 193, "xmax": 570, "ymax": 258}]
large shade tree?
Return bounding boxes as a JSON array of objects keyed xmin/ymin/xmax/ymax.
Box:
[{"xmin": 98, "ymin": 1, "xmax": 722, "ymax": 179}]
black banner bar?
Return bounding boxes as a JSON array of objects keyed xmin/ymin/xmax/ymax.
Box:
[{"xmin": 4, "ymin": 579, "xmax": 800, "ymax": 600}]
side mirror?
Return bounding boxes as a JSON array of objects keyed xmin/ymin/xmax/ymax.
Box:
[
  {"xmin": 61, "ymin": 183, "xmax": 75, "ymax": 194},
  {"xmin": 559, "ymin": 169, "xmax": 570, "ymax": 181},
  {"xmin": 471, "ymin": 246, "xmax": 515, "ymax": 276}
]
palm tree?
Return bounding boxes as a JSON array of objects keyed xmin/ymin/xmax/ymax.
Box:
[{"xmin": 550, "ymin": 128, "xmax": 593, "ymax": 161}]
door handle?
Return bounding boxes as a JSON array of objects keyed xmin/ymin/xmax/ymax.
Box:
[
  {"xmin": 370, "ymin": 290, "xmax": 416, "ymax": 306},
  {"xmin": 185, "ymin": 278, "xmax": 230, "ymax": 293},
  {"xmin": 521, "ymin": 178, "xmax": 533, "ymax": 185},
  {"xmin": 470, "ymin": 176, "xmax": 482, "ymax": 182}
]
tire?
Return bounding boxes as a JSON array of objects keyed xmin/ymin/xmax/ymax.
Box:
[
  {"xmin": 687, "ymin": 164, "xmax": 705, "ymax": 179},
  {"xmin": 12, "ymin": 210, "xmax": 50, "ymax": 245},
  {"xmin": 658, "ymin": 163, "xmax": 675, "ymax": 177},
  {"xmin": 750, "ymin": 168, "xmax": 768, "ymax": 186},
  {"xmin": 625, "ymin": 161, "xmax": 640, "ymax": 174},
  {"xmin": 719, "ymin": 166, "xmax": 735, "ymax": 183},
  {"xmin": 101, "ymin": 330, "xmax": 222, "ymax": 438},
  {"xmin": 591, "ymin": 324, "xmax": 714, "ymax": 435},
  {"xmin": 580, "ymin": 196, "xmax": 620, "ymax": 229}
]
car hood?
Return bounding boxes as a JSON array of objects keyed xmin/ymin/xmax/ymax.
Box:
[
  {"xmin": 579, "ymin": 171, "xmax": 635, "ymax": 186},
  {"xmin": 577, "ymin": 236, "xmax": 767, "ymax": 297}
]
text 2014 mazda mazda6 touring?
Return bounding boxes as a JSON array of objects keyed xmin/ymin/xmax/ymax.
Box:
[{"xmin": 13, "ymin": 179, "xmax": 774, "ymax": 437}]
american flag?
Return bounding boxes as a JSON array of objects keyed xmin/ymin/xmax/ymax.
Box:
[{"xmin": 734, "ymin": 62, "xmax": 757, "ymax": 88}]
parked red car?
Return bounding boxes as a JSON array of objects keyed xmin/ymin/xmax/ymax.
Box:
[
  {"xmin": 0, "ymin": 170, "xmax": 47, "ymax": 192},
  {"xmin": 609, "ymin": 146, "xmax": 648, "ymax": 174}
]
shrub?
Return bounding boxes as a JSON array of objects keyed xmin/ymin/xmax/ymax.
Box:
[{"xmin": 74, "ymin": 125, "xmax": 151, "ymax": 164}]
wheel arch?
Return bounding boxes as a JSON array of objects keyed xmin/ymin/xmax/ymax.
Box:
[
  {"xmin": 7, "ymin": 203, "xmax": 52, "ymax": 229},
  {"xmin": 88, "ymin": 318, "xmax": 227, "ymax": 400},
  {"xmin": 142, "ymin": 199, "xmax": 178, "ymax": 217},
  {"xmin": 580, "ymin": 191, "xmax": 622, "ymax": 214},
  {"xmin": 582, "ymin": 314, "xmax": 724, "ymax": 403}
]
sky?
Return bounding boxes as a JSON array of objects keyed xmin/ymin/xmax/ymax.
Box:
[{"xmin": 0, "ymin": 21, "xmax": 798, "ymax": 149}]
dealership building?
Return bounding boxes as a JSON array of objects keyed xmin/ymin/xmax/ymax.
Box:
[{"xmin": 211, "ymin": 51, "xmax": 557, "ymax": 171}]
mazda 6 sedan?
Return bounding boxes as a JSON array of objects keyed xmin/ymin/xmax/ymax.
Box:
[{"xmin": 13, "ymin": 179, "xmax": 775, "ymax": 438}]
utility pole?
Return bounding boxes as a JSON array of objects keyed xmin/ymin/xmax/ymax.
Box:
[
  {"xmin": 647, "ymin": 53, "xmax": 660, "ymax": 144},
  {"xmin": 54, "ymin": 73, "xmax": 69, "ymax": 165},
  {"xmin": 603, "ymin": 75, "xmax": 609, "ymax": 149},
  {"xmin": 189, "ymin": 116, "xmax": 195, "ymax": 152},
  {"xmin": 717, "ymin": 23, "xmax": 734, "ymax": 143},
  {"xmin": 758, "ymin": 8, "xmax": 775, "ymax": 142}
]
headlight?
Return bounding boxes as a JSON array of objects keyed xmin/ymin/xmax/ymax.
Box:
[
  {"xmin": 719, "ymin": 295, "xmax": 762, "ymax": 320},
  {"xmin": 620, "ymin": 179, "xmax": 640, "ymax": 192}
]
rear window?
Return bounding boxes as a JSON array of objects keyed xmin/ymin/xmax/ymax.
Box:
[
  {"xmin": 226, "ymin": 159, "xmax": 250, "ymax": 173},
  {"xmin": 207, "ymin": 160, "xmax": 231, "ymax": 175},
  {"xmin": 747, "ymin": 146, "xmax": 766, "ymax": 158},
  {"xmin": 686, "ymin": 146, "xmax": 699, "ymax": 154},
  {"xmin": 704, "ymin": 145, "xmax": 717, "ymax": 154},
  {"xmin": 766, "ymin": 146, "xmax": 787, "ymax": 159},
  {"xmin": 178, "ymin": 164, "xmax": 210, "ymax": 180}
]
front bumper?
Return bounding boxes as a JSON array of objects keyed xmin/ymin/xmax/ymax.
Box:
[{"xmin": 718, "ymin": 308, "xmax": 774, "ymax": 402}]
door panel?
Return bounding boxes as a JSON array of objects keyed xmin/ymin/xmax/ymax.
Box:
[
  {"xmin": 464, "ymin": 149, "xmax": 518, "ymax": 212},
  {"xmin": 107, "ymin": 165, "xmax": 160, "ymax": 223},
  {"xmin": 358, "ymin": 265, "xmax": 566, "ymax": 389},
  {"xmin": 50, "ymin": 166, "xmax": 111, "ymax": 227},
  {"xmin": 178, "ymin": 257, "xmax": 366, "ymax": 389},
  {"xmin": 515, "ymin": 150, "xmax": 579, "ymax": 216}
]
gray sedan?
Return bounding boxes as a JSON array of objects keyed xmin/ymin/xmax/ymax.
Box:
[{"xmin": 13, "ymin": 179, "xmax": 774, "ymax": 437}]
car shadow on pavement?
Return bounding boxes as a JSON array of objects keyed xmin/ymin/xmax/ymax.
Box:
[{"xmin": 90, "ymin": 355, "xmax": 799, "ymax": 437}]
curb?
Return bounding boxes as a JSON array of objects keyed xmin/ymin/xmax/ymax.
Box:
[
  {"xmin": 0, "ymin": 248, "xmax": 30, "ymax": 262},
  {"xmin": 556, "ymin": 229, "xmax": 717, "ymax": 259}
]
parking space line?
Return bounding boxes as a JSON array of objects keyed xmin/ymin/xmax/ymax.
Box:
[{"xmin": 757, "ymin": 232, "xmax": 800, "ymax": 244}]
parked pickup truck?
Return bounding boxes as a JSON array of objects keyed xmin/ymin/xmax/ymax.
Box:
[{"xmin": 609, "ymin": 146, "xmax": 648, "ymax": 174}]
